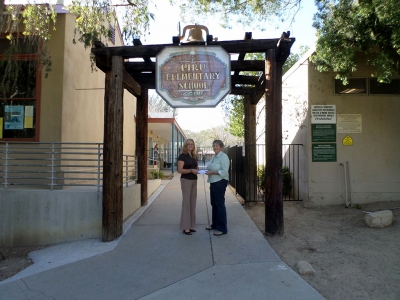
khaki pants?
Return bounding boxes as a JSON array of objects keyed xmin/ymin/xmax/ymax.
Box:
[{"xmin": 180, "ymin": 178, "xmax": 197, "ymax": 230}]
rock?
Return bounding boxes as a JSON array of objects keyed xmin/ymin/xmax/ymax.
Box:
[
  {"xmin": 296, "ymin": 260, "xmax": 316, "ymax": 275},
  {"xmin": 365, "ymin": 210, "xmax": 393, "ymax": 228}
]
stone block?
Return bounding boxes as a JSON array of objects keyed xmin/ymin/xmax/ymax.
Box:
[
  {"xmin": 365, "ymin": 210, "xmax": 393, "ymax": 228},
  {"xmin": 296, "ymin": 260, "xmax": 316, "ymax": 275}
]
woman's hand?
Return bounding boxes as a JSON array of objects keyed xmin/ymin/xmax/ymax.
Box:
[{"xmin": 191, "ymin": 169, "xmax": 198, "ymax": 175}]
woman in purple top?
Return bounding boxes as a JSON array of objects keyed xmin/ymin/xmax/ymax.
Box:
[{"xmin": 177, "ymin": 139, "xmax": 199, "ymax": 235}]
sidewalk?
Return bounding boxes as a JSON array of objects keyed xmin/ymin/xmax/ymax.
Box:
[{"xmin": 0, "ymin": 174, "xmax": 324, "ymax": 300}]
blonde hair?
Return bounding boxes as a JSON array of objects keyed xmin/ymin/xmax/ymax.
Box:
[{"xmin": 181, "ymin": 139, "xmax": 197, "ymax": 159}]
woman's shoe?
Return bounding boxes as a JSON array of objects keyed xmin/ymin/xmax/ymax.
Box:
[
  {"xmin": 183, "ymin": 230, "xmax": 192, "ymax": 235},
  {"xmin": 213, "ymin": 231, "xmax": 226, "ymax": 236},
  {"xmin": 190, "ymin": 229, "xmax": 196, "ymax": 232},
  {"xmin": 205, "ymin": 226, "xmax": 214, "ymax": 230}
]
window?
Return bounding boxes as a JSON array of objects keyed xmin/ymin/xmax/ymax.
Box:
[
  {"xmin": 0, "ymin": 37, "xmax": 40, "ymax": 141},
  {"xmin": 334, "ymin": 78, "xmax": 367, "ymax": 94},
  {"xmin": 369, "ymin": 78, "xmax": 400, "ymax": 95}
]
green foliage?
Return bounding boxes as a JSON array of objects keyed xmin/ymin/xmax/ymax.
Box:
[
  {"xmin": 311, "ymin": 0, "xmax": 400, "ymax": 83},
  {"xmin": 282, "ymin": 166, "xmax": 292, "ymax": 195},
  {"xmin": 257, "ymin": 164, "xmax": 266, "ymax": 194},
  {"xmin": 67, "ymin": 0, "xmax": 153, "ymax": 49},
  {"xmin": 171, "ymin": 0, "xmax": 301, "ymax": 29},
  {"xmin": 1, "ymin": 4, "xmax": 57, "ymax": 79},
  {"xmin": 227, "ymin": 97, "xmax": 244, "ymax": 138},
  {"xmin": 283, "ymin": 45, "xmax": 310, "ymax": 74},
  {"xmin": 150, "ymin": 170, "xmax": 164, "ymax": 179},
  {"xmin": 257, "ymin": 165, "xmax": 292, "ymax": 195},
  {"xmin": 353, "ymin": 203, "xmax": 362, "ymax": 210}
]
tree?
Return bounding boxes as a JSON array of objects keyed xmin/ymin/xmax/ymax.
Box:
[
  {"xmin": 148, "ymin": 94, "xmax": 178, "ymax": 117},
  {"xmin": 171, "ymin": 0, "xmax": 302, "ymax": 29},
  {"xmin": 184, "ymin": 126, "xmax": 243, "ymax": 148},
  {"xmin": 311, "ymin": 0, "xmax": 400, "ymax": 83},
  {"xmin": 1, "ymin": 1, "xmax": 154, "ymax": 98},
  {"xmin": 224, "ymin": 47, "xmax": 309, "ymax": 140}
]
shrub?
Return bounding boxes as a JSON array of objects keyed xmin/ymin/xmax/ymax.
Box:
[{"xmin": 257, "ymin": 165, "xmax": 292, "ymax": 195}]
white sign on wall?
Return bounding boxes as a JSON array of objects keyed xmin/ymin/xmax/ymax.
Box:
[
  {"xmin": 337, "ymin": 114, "xmax": 362, "ymax": 133},
  {"xmin": 311, "ymin": 105, "xmax": 336, "ymax": 124}
]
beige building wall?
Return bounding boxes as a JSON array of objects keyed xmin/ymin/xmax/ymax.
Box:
[
  {"xmin": 41, "ymin": 14, "xmax": 136, "ymax": 155},
  {"xmin": 281, "ymin": 51, "xmax": 400, "ymax": 206}
]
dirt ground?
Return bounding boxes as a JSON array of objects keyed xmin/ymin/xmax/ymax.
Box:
[
  {"xmin": 0, "ymin": 246, "xmax": 44, "ymax": 282},
  {"xmin": 244, "ymin": 200, "xmax": 400, "ymax": 300},
  {"xmin": 1, "ymin": 200, "xmax": 399, "ymax": 300}
]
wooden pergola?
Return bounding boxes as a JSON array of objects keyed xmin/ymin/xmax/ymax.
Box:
[{"xmin": 91, "ymin": 33, "xmax": 295, "ymax": 241}]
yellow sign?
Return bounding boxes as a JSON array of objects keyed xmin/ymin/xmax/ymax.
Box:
[{"xmin": 342, "ymin": 135, "xmax": 353, "ymax": 146}]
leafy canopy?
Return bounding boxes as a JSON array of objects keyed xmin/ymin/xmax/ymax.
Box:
[
  {"xmin": 170, "ymin": 0, "xmax": 302, "ymax": 29},
  {"xmin": 311, "ymin": 0, "xmax": 400, "ymax": 83}
]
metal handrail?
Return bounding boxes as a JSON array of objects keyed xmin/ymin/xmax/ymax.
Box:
[{"xmin": 0, "ymin": 142, "xmax": 137, "ymax": 191}]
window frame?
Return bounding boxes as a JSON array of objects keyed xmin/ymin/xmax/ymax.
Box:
[{"xmin": 0, "ymin": 37, "xmax": 41, "ymax": 142}]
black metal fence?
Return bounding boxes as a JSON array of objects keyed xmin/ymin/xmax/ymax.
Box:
[{"xmin": 226, "ymin": 144, "xmax": 303, "ymax": 202}]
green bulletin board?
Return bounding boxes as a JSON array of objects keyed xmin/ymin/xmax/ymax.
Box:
[
  {"xmin": 312, "ymin": 124, "xmax": 336, "ymax": 142},
  {"xmin": 312, "ymin": 143, "xmax": 337, "ymax": 162}
]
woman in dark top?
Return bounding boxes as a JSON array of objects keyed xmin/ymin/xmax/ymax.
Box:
[{"xmin": 177, "ymin": 139, "xmax": 199, "ymax": 235}]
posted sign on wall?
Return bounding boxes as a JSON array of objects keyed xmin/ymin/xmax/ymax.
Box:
[
  {"xmin": 311, "ymin": 105, "xmax": 336, "ymax": 124},
  {"xmin": 156, "ymin": 46, "xmax": 231, "ymax": 108}
]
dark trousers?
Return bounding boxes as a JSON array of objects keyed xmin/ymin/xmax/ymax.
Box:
[{"xmin": 210, "ymin": 179, "xmax": 228, "ymax": 233}]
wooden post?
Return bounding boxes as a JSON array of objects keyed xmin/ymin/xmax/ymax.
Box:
[
  {"xmin": 264, "ymin": 49, "xmax": 284, "ymax": 235},
  {"xmin": 244, "ymin": 95, "xmax": 257, "ymax": 202},
  {"xmin": 102, "ymin": 56, "xmax": 124, "ymax": 242},
  {"xmin": 136, "ymin": 87, "xmax": 148, "ymax": 206}
]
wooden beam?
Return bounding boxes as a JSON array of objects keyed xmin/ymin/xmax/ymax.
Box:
[
  {"xmin": 123, "ymin": 70, "xmax": 141, "ymax": 97},
  {"xmin": 136, "ymin": 87, "xmax": 149, "ymax": 206},
  {"xmin": 244, "ymin": 95, "xmax": 257, "ymax": 202},
  {"xmin": 102, "ymin": 56, "xmax": 124, "ymax": 242},
  {"xmin": 234, "ymin": 32, "xmax": 253, "ymax": 76},
  {"xmin": 264, "ymin": 49, "xmax": 284, "ymax": 236},
  {"xmin": 92, "ymin": 39, "xmax": 295, "ymax": 59},
  {"xmin": 251, "ymin": 74, "xmax": 267, "ymax": 104}
]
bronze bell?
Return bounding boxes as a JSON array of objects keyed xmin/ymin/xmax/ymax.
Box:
[
  {"xmin": 178, "ymin": 24, "xmax": 209, "ymax": 43},
  {"xmin": 187, "ymin": 27, "xmax": 204, "ymax": 42}
]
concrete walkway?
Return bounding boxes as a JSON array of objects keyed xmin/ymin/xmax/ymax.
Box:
[{"xmin": 0, "ymin": 174, "xmax": 324, "ymax": 300}]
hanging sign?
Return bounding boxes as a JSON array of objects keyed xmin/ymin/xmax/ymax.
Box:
[{"xmin": 156, "ymin": 46, "xmax": 231, "ymax": 108}]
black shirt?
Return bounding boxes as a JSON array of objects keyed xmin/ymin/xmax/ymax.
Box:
[{"xmin": 178, "ymin": 153, "xmax": 198, "ymax": 180}]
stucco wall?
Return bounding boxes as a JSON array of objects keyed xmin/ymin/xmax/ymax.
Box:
[
  {"xmin": 281, "ymin": 52, "xmax": 400, "ymax": 206},
  {"xmin": 0, "ymin": 179, "xmax": 161, "ymax": 247},
  {"xmin": 282, "ymin": 57, "xmax": 310, "ymax": 202},
  {"xmin": 306, "ymin": 55, "xmax": 400, "ymax": 206},
  {"xmin": 41, "ymin": 14, "xmax": 136, "ymax": 155}
]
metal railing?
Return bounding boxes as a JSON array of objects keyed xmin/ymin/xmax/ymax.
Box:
[
  {"xmin": 0, "ymin": 142, "xmax": 137, "ymax": 191},
  {"xmin": 226, "ymin": 144, "xmax": 303, "ymax": 202}
]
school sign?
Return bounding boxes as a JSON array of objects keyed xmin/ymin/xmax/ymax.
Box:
[{"xmin": 156, "ymin": 46, "xmax": 231, "ymax": 108}]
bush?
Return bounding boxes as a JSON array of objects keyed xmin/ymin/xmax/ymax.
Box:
[
  {"xmin": 257, "ymin": 165, "xmax": 292, "ymax": 195},
  {"xmin": 150, "ymin": 170, "xmax": 164, "ymax": 179}
]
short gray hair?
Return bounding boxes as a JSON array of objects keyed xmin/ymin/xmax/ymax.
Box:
[{"xmin": 212, "ymin": 140, "xmax": 224, "ymax": 148}]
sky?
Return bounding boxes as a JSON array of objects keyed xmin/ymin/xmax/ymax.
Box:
[{"xmin": 5, "ymin": 0, "xmax": 318, "ymax": 132}]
